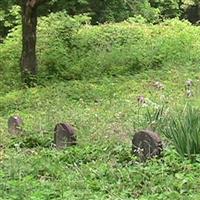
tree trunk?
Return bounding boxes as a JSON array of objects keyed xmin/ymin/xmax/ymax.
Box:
[{"xmin": 21, "ymin": 0, "xmax": 38, "ymax": 85}]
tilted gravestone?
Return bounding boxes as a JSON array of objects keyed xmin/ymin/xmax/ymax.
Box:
[
  {"xmin": 54, "ymin": 123, "xmax": 77, "ymax": 149},
  {"xmin": 8, "ymin": 116, "xmax": 23, "ymax": 135},
  {"xmin": 132, "ymin": 130, "xmax": 163, "ymax": 161}
]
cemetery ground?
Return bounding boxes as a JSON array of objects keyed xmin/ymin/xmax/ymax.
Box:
[{"xmin": 1, "ymin": 64, "xmax": 200, "ymax": 200}]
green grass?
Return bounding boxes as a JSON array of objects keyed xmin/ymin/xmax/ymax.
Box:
[
  {"xmin": 1, "ymin": 16, "xmax": 200, "ymax": 199},
  {"xmin": 1, "ymin": 65, "xmax": 200, "ymax": 199},
  {"xmin": 162, "ymin": 106, "xmax": 200, "ymax": 161}
]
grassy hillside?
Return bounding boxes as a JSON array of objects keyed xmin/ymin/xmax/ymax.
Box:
[{"xmin": 1, "ymin": 64, "xmax": 200, "ymax": 199}]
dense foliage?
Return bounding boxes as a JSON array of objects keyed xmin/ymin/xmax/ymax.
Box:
[
  {"xmin": 0, "ymin": 13, "xmax": 200, "ymax": 90},
  {"xmin": 0, "ymin": 0, "xmax": 199, "ymax": 40}
]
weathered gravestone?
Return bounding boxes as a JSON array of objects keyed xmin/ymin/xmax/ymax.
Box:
[
  {"xmin": 8, "ymin": 116, "xmax": 23, "ymax": 135},
  {"xmin": 152, "ymin": 81, "xmax": 164, "ymax": 90},
  {"xmin": 137, "ymin": 96, "xmax": 146, "ymax": 104},
  {"xmin": 185, "ymin": 79, "xmax": 193, "ymax": 97},
  {"xmin": 132, "ymin": 130, "xmax": 163, "ymax": 161},
  {"xmin": 54, "ymin": 123, "xmax": 77, "ymax": 149},
  {"xmin": 186, "ymin": 79, "xmax": 193, "ymax": 88}
]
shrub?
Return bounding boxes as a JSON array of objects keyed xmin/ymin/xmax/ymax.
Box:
[
  {"xmin": 0, "ymin": 24, "xmax": 22, "ymax": 93},
  {"xmin": 67, "ymin": 19, "xmax": 200, "ymax": 79},
  {"xmin": 37, "ymin": 12, "xmax": 91, "ymax": 79}
]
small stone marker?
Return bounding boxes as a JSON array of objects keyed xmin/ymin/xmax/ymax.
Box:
[
  {"xmin": 137, "ymin": 96, "xmax": 146, "ymax": 104},
  {"xmin": 8, "ymin": 116, "xmax": 23, "ymax": 135},
  {"xmin": 185, "ymin": 79, "xmax": 193, "ymax": 88},
  {"xmin": 186, "ymin": 89, "xmax": 193, "ymax": 97},
  {"xmin": 185, "ymin": 79, "xmax": 193, "ymax": 97},
  {"xmin": 54, "ymin": 123, "xmax": 77, "ymax": 149},
  {"xmin": 153, "ymin": 81, "xmax": 164, "ymax": 90},
  {"xmin": 132, "ymin": 130, "xmax": 163, "ymax": 161}
]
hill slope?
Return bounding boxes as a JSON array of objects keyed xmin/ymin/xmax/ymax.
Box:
[{"xmin": 1, "ymin": 65, "xmax": 200, "ymax": 199}]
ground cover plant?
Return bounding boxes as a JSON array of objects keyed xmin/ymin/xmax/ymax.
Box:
[
  {"xmin": 162, "ymin": 106, "xmax": 200, "ymax": 162},
  {"xmin": 1, "ymin": 64, "xmax": 200, "ymax": 199},
  {"xmin": 1, "ymin": 13, "xmax": 200, "ymax": 199}
]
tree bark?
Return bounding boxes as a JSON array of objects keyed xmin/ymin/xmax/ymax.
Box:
[
  {"xmin": 21, "ymin": 0, "xmax": 46, "ymax": 85},
  {"xmin": 21, "ymin": 0, "xmax": 38, "ymax": 85}
]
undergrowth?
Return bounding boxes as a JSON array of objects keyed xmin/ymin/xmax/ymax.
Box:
[
  {"xmin": 1, "ymin": 64, "xmax": 200, "ymax": 199},
  {"xmin": 0, "ymin": 14, "xmax": 200, "ymax": 92}
]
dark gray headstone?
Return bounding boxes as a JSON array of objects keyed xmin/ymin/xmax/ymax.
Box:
[
  {"xmin": 132, "ymin": 130, "xmax": 163, "ymax": 161},
  {"xmin": 8, "ymin": 116, "xmax": 23, "ymax": 135},
  {"xmin": 54, "ymin": 123, "xmax": 77, "ymax": 149}
]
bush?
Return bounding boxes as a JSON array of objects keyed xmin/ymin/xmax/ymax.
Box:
[
  {"xmin": 0, "ymin": 24, "xmax": 22, "ymax": 93},
  {"xmin": 65, "ymin": 19, "xmax": 200, "ymax": 79},
  {"xmin": 37, "ymin": 12, "xmax": 91, "ymax": 80}
]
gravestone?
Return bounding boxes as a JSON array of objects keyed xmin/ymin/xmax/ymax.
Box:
[
  {"xmin": 185, "ymin": 79, "xmax": 193, "ymax": 88},
  {"xmin": 185, "ymin": 79, "xmax": 193, "ymax": 97},
  {"xmin": 8, "ymin": 116, "xmax": 23, "ymax": 135},
  {"xmin": 153, "ymin": 81, "xmax": 164, "ymax": 90},
  {"xmin": 54, "ymin": 123, "xmax": 77, "ymax": 149},
  {"xmin": 132, "ymin": 130, "xmax": 163, "ymax": 161},
  {"xmin": 186, "ymin": 89, "xmax": 193, "ymax": 97},
  {"xmin": 137, "ymin": 96, "xmax": 145, "ymax": 104}
]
